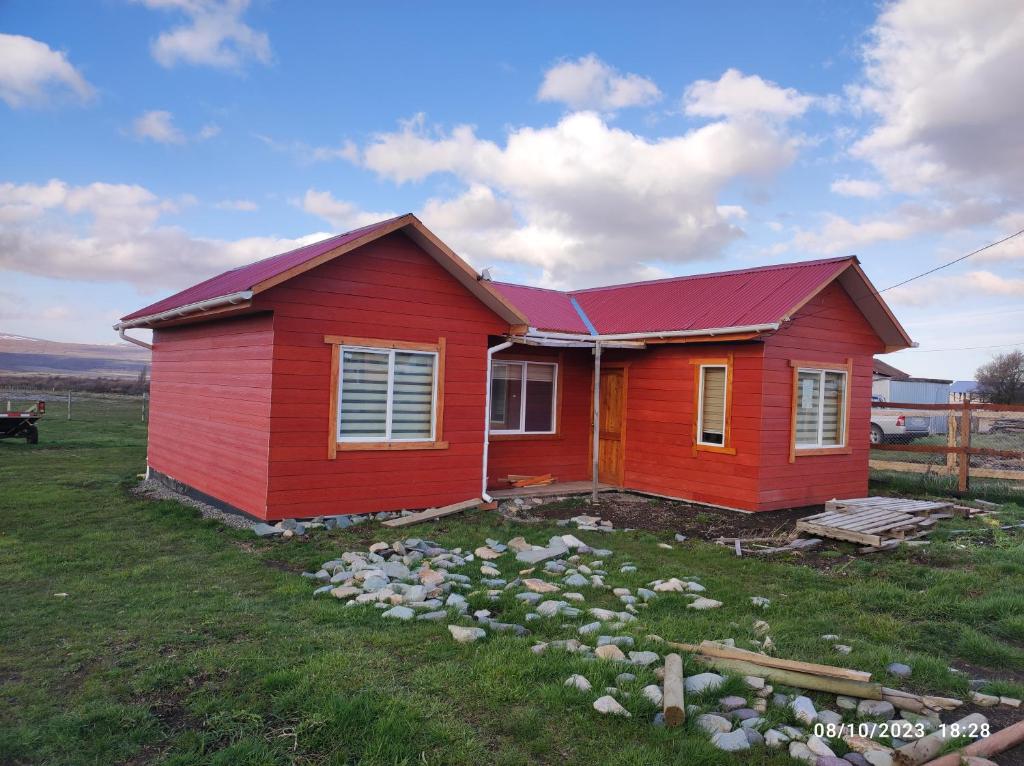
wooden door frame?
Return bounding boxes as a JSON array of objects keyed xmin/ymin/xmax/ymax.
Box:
[{"xmin": 589, "ymin": 362, "xmax": 629, "ymax": 487}]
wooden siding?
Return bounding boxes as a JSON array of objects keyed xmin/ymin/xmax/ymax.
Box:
[
  {"xmin": 259, "ymin": 231, "xmax": 508, "ymax": 519},
  {"xmin": 757, "ymin": 281, "xmax": 884, "ymax": 510},
  {"xmin": 147, "ymin": 314, "xmax": 274, "ymax": 518},
  {"xmin": 604, "ymin": 342, "xmax": 767, "ymax": 510},
  {"xmin": 486, "ymin": 347, "xmax": 592, "ymax": 487}
]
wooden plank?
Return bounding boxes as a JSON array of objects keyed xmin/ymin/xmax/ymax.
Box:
[
  {"xmin": 380, "ymin": 497, "xmax": 484, "ymax": 528},
  {"xmin": 673, "ymin": 654, "xmax": 883, "ymax": 700},
  {"xmin": 795, "ymin": 520, "xmax": 882, "ymax": 546},
  {"xmin": 668, "ymin": 640, "xmax": 873, "ymax": 682}
]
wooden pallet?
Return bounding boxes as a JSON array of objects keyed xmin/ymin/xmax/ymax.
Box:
[{"xmin": 797, "ymin": 497, "xmax": 951, "ymax": 547}]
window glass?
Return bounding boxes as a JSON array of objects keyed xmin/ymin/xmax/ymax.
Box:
[
  {"xmin": 392, "ymin": 352, "xmax": 435, "ymax": 439},
  {"xmin": 822, "ymin": 371, "xmax": 846, "ymax": 446},
  {"xmin": 338, "ymin": 347, "xmax": 436, "ymax": 441},
  {"xmin": 699, "ymin": 365, "xmax": 726, "ymax": 445},
  {"xmin": 524, "ymin": 363, "xmax": 555, "ymax": 432},
  {"xmin": 339, "ymin": 350, "xmax": 388, "ymax": 439},
  {"xmin": 796, "ymin": 370, "xmax": 822, "ymax": 446},
  {"xmin": 489, "ymin": 361, "xmax": 556, "ymax": 433}
]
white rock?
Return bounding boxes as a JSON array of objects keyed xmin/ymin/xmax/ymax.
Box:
[
  {"xmin": 806, "ymin": 735, "xmax": 835, "ymax": 757},
  {"xmin": 696, "ymin": 713, "xmax": 732, "ymax": 734},
  {"xmin": 685, "ymin": 672, "xmax": 725, "ymax": 694},
  {"xmin": 789, "ymin": 741, "xmax": 817, "ymax": 765},
  {"xmin": 857, "ymin": 700, "xmax": 896, "ymax": 720},
  {"xmin": 711, "ymin": 730, "xmax": 749, "ymax": 751},
  {"xmin": 642, "ymin": 684, "xmax": 663, "ymax": 706},
  {"xmin": 593, "ymin": 695, "xmax": 630, "ymax": 716},
  {"xmin": 687, "ymin": 597, "xmax": 723, "ymax": 610},
  {"xmin": 447, "ymin": 624, "xmax": 485, "ymax": 643},
  {"xmin": 564, "ymin": 674, "xmax": 592, "ymax": 692},
  {"xmin": 764, "ymin": 729, "xmax": 790, "ymax": 748},
  {"xmin": 595, "ymin": 644, "xmax": 626, "ymax": 661},
  {"xmin": 790, "ymin": 695, "xmax": 817, "ymax": 724}
]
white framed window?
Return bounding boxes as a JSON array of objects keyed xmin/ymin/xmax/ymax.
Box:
[
  {"xmin": 489, "ymin": 360, "xmax": 557, "ymax": 434},
  {"xmin": 697, "ymin": 364, "xmax": 727, "ymax": 446},
  {"xmin": 337, "ymin": 345, "xmax": 438, "ymax": 442},
  {"xmin": 795, "ymin": 368, "xmax": 848, "ymax": 448}
]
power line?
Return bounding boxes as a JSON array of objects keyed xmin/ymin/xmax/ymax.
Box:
[
  {"xmin": 880, "ymin": 227, "xmax": 1024, "ymax": 293},
  {"xmin": 904, "ymin": 340, "xmax": 1024, "ymax": 353}
]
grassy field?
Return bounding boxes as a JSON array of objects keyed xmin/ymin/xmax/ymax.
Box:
[{"xmin": 3, "ymin": 404, "xmax": 1024, "ymax": 765}]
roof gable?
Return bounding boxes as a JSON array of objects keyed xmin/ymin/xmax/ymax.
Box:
[{"xmin": 119, "ymin": 215, "xmax": 528, "ymax": 328}]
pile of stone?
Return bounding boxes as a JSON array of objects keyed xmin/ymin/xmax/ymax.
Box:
[{"xmin": 254, "ymin": 510, "xmax": 416, "ymax": 538}]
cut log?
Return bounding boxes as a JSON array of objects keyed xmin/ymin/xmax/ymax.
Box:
[
  {"xmin": 919, "ymin": 719, "xmax": 1024, "ymax": 766},
  {"xmin": 682, "ymin": 654, "xmax": 882, "ymax": 700},
  {"xmin": 380, "ymin": 498, "xmax": 484, "ymax": 528},
  {"xmin": 894, "ymin": 712, "xmax": 989, "ymax": 765},
  {"xmin": 510, "ymin": 473, "xmax": 554, "ymax": 488},
  {"xmin": 668, "ymin": 640, "xmax": 872, "ymax": 682},
  {"xmin": 663, "ymin": 653, "xmax": 685, "ymax": 726}
]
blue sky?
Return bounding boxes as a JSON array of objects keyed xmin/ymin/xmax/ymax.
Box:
[{"xmin": 2, "ymin": 0, "xmax": 1023, "ymax": 379}]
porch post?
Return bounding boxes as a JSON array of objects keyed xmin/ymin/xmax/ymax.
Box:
[{"xmin": 591, "ymin": 341, "xmax": 602, "ymax": 501}]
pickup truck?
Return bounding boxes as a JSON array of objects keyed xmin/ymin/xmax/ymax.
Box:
[{"xmin": 870, "ymin": 395, "xmax": 930, "ymax": 445}]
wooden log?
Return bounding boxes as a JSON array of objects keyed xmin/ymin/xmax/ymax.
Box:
[
  {"xmin": 669, "ymin": 640, "xmax": 873, "ymax": 682},
  {"xmin": 894, "ymin": 712, "xmax": 988, "ymax": 766},
  {"xmin": 380, "ymin": 498, "xmax": 483, "ymax": 528},
  {"xmin": 680, "ymin": 654, "xmax": 883, "ymax": 700},
  {"xmin": 919, "ymin": 719, "xmax": 1024, "ymax": 766},
  {"xmin": 663, "ymin": 653, "xmax": 684, "ymax": 727}
]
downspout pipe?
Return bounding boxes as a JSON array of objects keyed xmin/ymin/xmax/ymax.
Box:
[
  {"xmin": 482, "ymin": 339, "xmax": 514, "ymax": 501},
  {"xmin": 116, "ymin": 325, "xmax": 153, "ymax": 351},
  {"xmin": 591, "ymin": 341, "xmax": 602, "ymax": 501}
]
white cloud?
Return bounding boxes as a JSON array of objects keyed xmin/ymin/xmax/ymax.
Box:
[
  {"xmin": 538, "ymin": 54, "xmax": 661, "ymax": 111},
  {"xmin": 0, "ymin": 33, "xmax": 94, "ymax": 108},
  {"xmin": 684, "ymin": 68, "xmax": 814, "ymax": 119},
  {"xmin": 850, "ymin": 0, "xmax": 1024, "ymax": 197},
  {"xmin": 257, "ymin": 134, "xmax": 359, "ymax": 164},
  {"xmin": 137, "ymin": 0, "xmax": 271, "ymax": 70},
  {"xmin": 131, "ymin": 110, "xmax": 186, "ymax": 144},
  {"xmin": 197, "ymin": 122, "xmax": 221, "ymax": 140},
  {"xmin": 888, "ymin": 270, "xmax": 1024, "ymax": 307},
  {"xmin": 346, "ymin": 108, "xmax": 801, "ymax": 285},
  {"xmin": 215, "ymin": 198, "xmax": 258, "ymax": 211},
  {"xmin": 300, "ymin": 190, "xmax": 395, "ymax": 229},
  {"xmin": 790, "ymin": 199, "xmax": 1000, "ymax": 255},
  {"xmin": 0, "ymin": 178, "xmax": 330, "ymax": 291},
  {"xmin": 830, "ymin": 178, "xmax": 884, "ymax": 198}
]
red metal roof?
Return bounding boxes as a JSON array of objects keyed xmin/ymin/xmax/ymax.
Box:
[
  {"xmin": 487, "ymin": 282, "xmax": 589, "ymax": 334},
  {"xmin": 121, "ymin": 216, "xmax": 405, "ymax": 321},
  {"xmin": 490, "ymin": 257, "xmax": 854, "ymax": 334}
]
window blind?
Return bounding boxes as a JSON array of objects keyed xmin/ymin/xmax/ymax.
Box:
[
  {"xmin": 392, "ymin": 352, "xmax": 435, "ymax": 439},
  {"xmin": 822, "ymin": 371, "xmax": 846, "ymax": 446},
  {"xmin": 700, "ymin": 366, "xmax": 726, "ymax": 444},
  {"xmin": 339, "ymin": 350, "xmax": 389, "ymax": 439}
]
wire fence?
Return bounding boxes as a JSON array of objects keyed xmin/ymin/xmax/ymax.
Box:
[
  {"xmin": 870, "ymin": 400, "xmax": 1024, "ymax": 500},
  {"xmin": 0, "ymin": 386, "xmax": 148, "ymax": 423}
]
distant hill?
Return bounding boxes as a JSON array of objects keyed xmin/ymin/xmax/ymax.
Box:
[{"xmin": 0, "ymin": 333, "xmax": 150, "ymax": 379}]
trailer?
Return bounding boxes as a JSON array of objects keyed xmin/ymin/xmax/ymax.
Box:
[{"xmin": 0, "ymin": 401, "xmax": 45, "ymax": 443}]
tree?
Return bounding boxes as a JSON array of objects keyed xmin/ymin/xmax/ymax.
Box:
[{"xmin": 975, "ymin": 350, "xmax": 1024, "ymax": 404}]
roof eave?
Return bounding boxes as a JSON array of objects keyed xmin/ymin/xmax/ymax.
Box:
[{"xmin": 113, "ymin": 290, "xmax": 254, "ymax": 330}]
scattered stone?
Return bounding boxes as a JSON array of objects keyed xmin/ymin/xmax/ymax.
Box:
[
  {"xmin": 744, "ymin": 728, "xmax": 765, "ymax": 746},
  {"xmin": 697, "ymin": 714, "xmax": 733, "ymax": 734},
  {"xmin": 711, "ymin": 730, "xmax": 750, "ymax": 752},
  {"xmin": 564, "ymin": 592, "xmax": 585, "ymax": 601},
  {"xmin": 593, "ymin": 694, "xmax": 630, "ymax": 716},
  {"xmin": 720, "ymin": 695, "xmax": 747, "ymax": 711},
  {"xmin": 657, "ymin": 543, "xmax": 673, "ymax": 550},
  {"xmin": 837, "ymin": 695, "xmax": 858, "ymax": 711},
  {"xmin": 563, "ymin": 573, "xmax": 589, "ymax": 587},
  {"xmin": 578, "ymin": 621, "xmax": 602, "ymax": 635},
  {"xmin": 843, "ymin": 754, "xmax": 871, "ymax": 766},
  {"xmin": 564, "ymin": 674, "xmax": 592, "ymax": 692},
  {"xmin": 595, "ymin": 644, "xmax": 626, "ymax": 661},
  {"xmin": 628, "ymin": 651, "xmax": 659, "ymax": 666},
  {"xmin": 750, "ymin": 596, "xmax": 771, "ymax": 607},
  {"xmin": 818, "ymin": 758, "xmax": 850, "ymax": 766},
  {"xmin": 588, "ymin": 607, "xmax": 617, "ymax": 621},
  {"xmin": 685, "ymin": 672, "xmax": 725, "ymax": 694},
  {"xmin": 642, "ymin": 684, "xmax": 663, "ymax": 706},
  {"xmin": 523, "ymin": 578, "xmax": 561, "ymax": 594},
  {"xmin": 253, "ymin": 523, "xmax": 283, "ymax": 537},
  {"xmin": 448, "ymin": 625, "xmax": 485, "ymax": 643},
  {"xmin": 597, "ymin": 636, "xmax": 634, "ymax": 649},
  {"xmin": 417, "ymin": 610, "xmax": 447, "ymax": 621},
  {"xmin": 674, "ymin": 533, "xmax": 687, "ymax": 542},
  {"xmin": 381, "ymin": 605, "xmax": 415, "ymax": 620},
  {"xmin": 620, "ymin": 565, "xmax": 637, "ymax": 573},
  {"xmin": 834, "ymin": 644, "xmax": 852, "ymax": 655},
  {"xmin": 857, "ymin": 700, "xmax": 895, "ymax": 720},
  {"xmin": 765, "ymin": 729, "xmax": 790, "ymax": 748},
  {"xmin": 807, "ymin": 736, "xmax": 836, "ymax": 757},
  {"xmin": 330, "ymin": 586, "xmax": 361, "ymax": 599},
  {"xmin": 887, "ymin": 662, "xmax": 912, "ymax": 678},
  {"xmin": 817, "ymin": 710, "xmax": 843, "ymax": 727},
  {"xmin": 687, "ymin": 597, "xmax": 723, "ymax": 610},
  {"xmin": 480, "ymin": 565, "xmax": 500, "ymax": 576},
  {"xmin": 790, "ymin": 742, "xmax": 817, "ymax": 765},
  {"xmin": 821, "ymin": 634, "xmax": 840, "ymax": 641},
  {"xmin": 791, "ymin": 696, "xmax": 817, "ymax": 725}
]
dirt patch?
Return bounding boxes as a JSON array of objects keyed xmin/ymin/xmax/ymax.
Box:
[
  {"xmin": 523, "ymin": 492, "xmax": 821, "ymax": 538},
  {"xmin": 941, "ymin": 702, "xmax": 1024, "ymax": 766}
]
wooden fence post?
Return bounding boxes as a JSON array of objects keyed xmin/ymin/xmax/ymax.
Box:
[
  {"xmin": 67, "ymin": 390, "xmax": 72, "ymax": 420},
  {"xmin": 958, "ymin": 399, "xmax": 971, "ymax": 493},
  {"xmin": 946, "ymin": 412, "xmax": 957, "ymax": 476}
]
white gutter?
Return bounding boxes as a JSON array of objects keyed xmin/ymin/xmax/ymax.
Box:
[
  {"xmin": 481, "ymin": 339, "xmax": 514, "ymax": 501},
  {"xmin": 116, "ymin": 325, "xmax": 153, "ymax": 351},
  {"xmin": 113, "ymin": 290, "xmax": 255, "ymax": 331},
  {"xmin": 525, "ymin": 322, "xmax": 780, "ymax": 343}
]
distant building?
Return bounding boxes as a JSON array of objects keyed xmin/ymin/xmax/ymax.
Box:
[
  {"xmin": 949, "ymin": 380, "xmax": 983, "ymax": 403},
  {"xmin": 873, "ymin": 360, "xmax": 952, "ymax": 433}
]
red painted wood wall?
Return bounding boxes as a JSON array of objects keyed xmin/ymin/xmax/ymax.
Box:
[
  {"xmin": 756, "ymin": 281, "xmax": 883, "ymax": 510},
  {"xmin": 148, "ymin": 314, "xmax": 274, "ymax": 518},
  {"xmin": 257, "ymin": 231, "xmax": 508, "ymax": 520},
  {"xmin": 486, "ymin": 347, "xmax": 592, "ymax": 488}
]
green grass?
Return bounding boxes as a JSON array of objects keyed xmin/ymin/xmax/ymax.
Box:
[{"xmin": 3, "ymin": 406, "xmax": 1024, "ymax": 765}]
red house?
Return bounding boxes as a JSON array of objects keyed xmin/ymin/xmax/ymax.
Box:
[{"xmin": 116, "ymin": 214, "xmax": 913, "ymax": 520}]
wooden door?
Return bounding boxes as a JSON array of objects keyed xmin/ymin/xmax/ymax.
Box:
[{"xmin": 598, "ymin": 367, "xmax": 626, "ymax": 486}]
